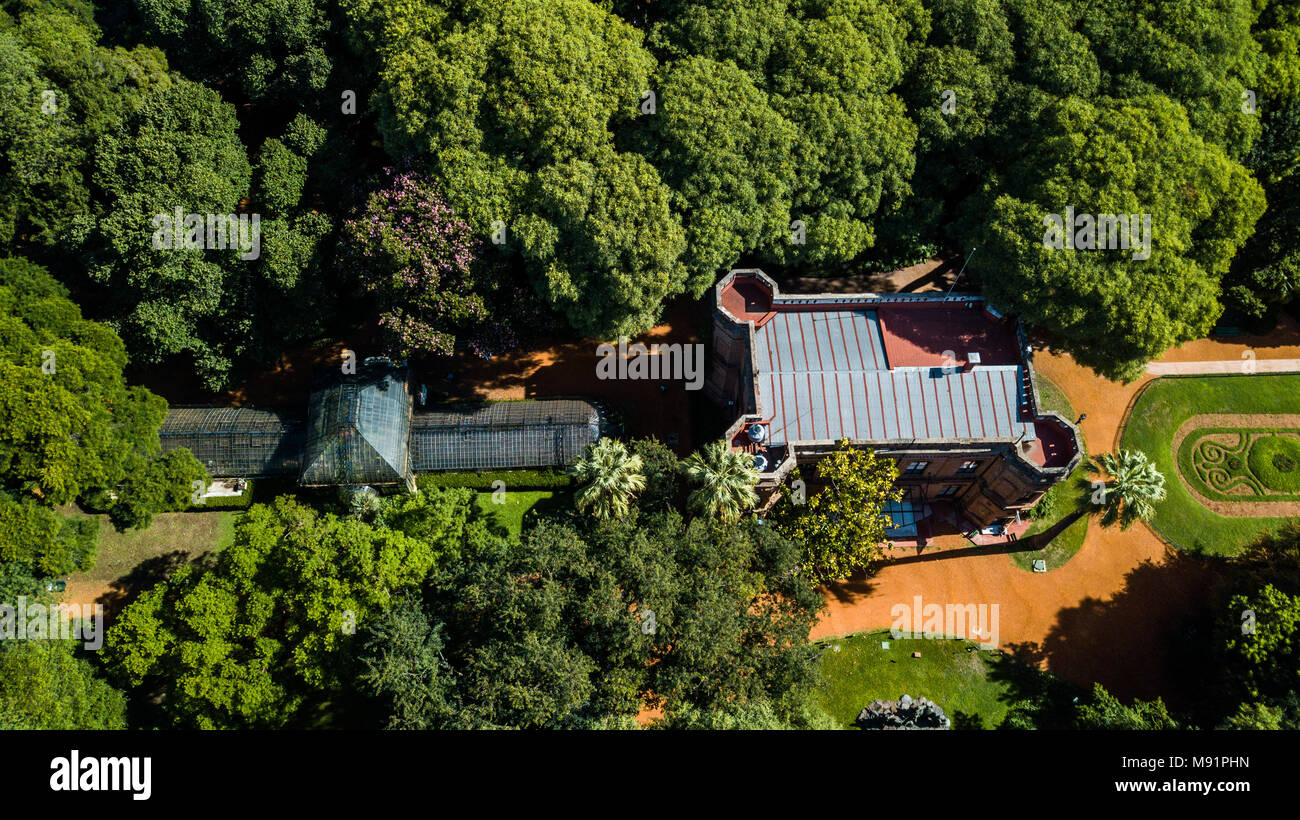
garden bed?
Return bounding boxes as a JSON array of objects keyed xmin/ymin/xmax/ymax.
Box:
[{"xmin": 1119, "ymin": 375, "xmax": 1300, "ymax": 554}]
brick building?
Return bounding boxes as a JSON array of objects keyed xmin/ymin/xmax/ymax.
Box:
[{"xmin": 706, "ymin": 269, "xmax": 1081, "ymax": 532}]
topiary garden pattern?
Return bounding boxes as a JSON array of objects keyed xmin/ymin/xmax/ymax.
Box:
[{"xmin": 1180, "ymin": 427, "xmax": 1300, "ymax": 502}]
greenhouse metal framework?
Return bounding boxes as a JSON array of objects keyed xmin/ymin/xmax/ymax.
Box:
[{"xmin": 159, "ymin": 361, "xmax": 603, "ymax": 486}]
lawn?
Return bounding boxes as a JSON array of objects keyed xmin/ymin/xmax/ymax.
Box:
[
  {"xmin": 474, "ymin": 490, "xmax": 569, "ymax": 537},
  {"xmin": 815, "ymin": 630, "xmax": 1014, "ymax": 729},
  {"xmin": 60, "ymin": 507, "xmax": 241, "ymax": 607},
  {"xmin": 1120, "ymin": 373, "xmax": 1300, "ymax": 554},
  {"xmin": 1013, "ymin": 374, "xmax": 1090, "ymax": 571},
  {"xmin": 1181, "ymin": 427, "xmax": 1300, "ymax": 499}
]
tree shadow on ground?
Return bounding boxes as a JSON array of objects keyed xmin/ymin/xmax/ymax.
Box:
[
  {"xmin": 950, "ymin": 710, "xmax": 988, "ymax": 730},
  {"xmin": 822, "ymin": 568, "xmax": 880, "ymax": 605},
  {"xmin": 1033, "ymin": 546, "xmax": 1226, "ymax": 710},
  {"xmin": 94, "ymin": 549, "xmax": 209, "ymax": 631}
]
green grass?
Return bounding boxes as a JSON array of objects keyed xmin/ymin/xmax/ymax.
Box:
[
  {"xmin": 1248, "ymin": 434, "xmax": 1300, "ymax": 492},
  {"xmin": 418, "ymin": 470, "xmax": 573, "ymax": 491},
  {"xmin": 62, "ymin": 507, "xmax": 241, "ymax": 595},
  {"xmin": 815, "ymin": 630, "xmax": 1014, "ymax": 729},
  {"xmin": 1180, "ymin": 427, "xmax": 1300, "ymax": 499},
  {"xmin": 1013, "ymin": 374, "xmax": 1089, "ymax": 571},
  {"xmin": 1016, "ymin": 501, "xmax": 1090, "ymax": 571},
  {"xmin": 1120, "ymin": 373, "xmax": 1300, "ymax": 554},
  {"xmin": 474, "ymin": 490, "xmax": 570, "ymax": 537},
  {"xmin": 1033, "ymin": 372, "xmax": 1077, "ymax": 422}
]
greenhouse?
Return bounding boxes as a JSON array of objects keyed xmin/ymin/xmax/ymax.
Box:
[
  {"xmin": 159, "ymin": 362, "xmax": 602, "ymax": 486},
  {"xmin": 158, "ymin": 406, "xmax": 305, "ymax": 477},
  {"xmin": 409, "ymin": 399, "xmax": 603, "ymax": 472}
]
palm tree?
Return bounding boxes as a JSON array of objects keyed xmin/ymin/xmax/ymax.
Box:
[
  {"xmin": 681, "ymin": 440, "xmax": 760, "ymax": 523},
  {"xmin": 1084, "ymin": 449, "xmax": 1167, "ymax": 530},
  {"xmin": 571, "ymin": 438, "xmax": 646, "ymax": 520}
]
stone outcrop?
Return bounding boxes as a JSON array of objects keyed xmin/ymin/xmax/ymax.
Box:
[{"xmin": 855, "ymin": 694, "xmax": 951, "ymax": 730}]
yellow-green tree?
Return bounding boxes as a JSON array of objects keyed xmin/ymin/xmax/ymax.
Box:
[{"xmin": 775, "ymin": 439, "xmax": 901, "ymax": 584}]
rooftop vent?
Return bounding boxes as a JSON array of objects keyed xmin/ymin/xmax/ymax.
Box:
[
  {"xmin": 753, "ymin": 454, "xmax": 769, "ymax": 472},
  {"xmin": 747, "ymin": 423, "xmax": 767, "ymax": 443}
]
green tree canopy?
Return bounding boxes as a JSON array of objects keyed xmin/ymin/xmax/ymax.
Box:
[
  {"xmin": 343, "ymin": 0, "xmax": 686, "ymax": 338},
  {"xmin": 105, "ymin": 491, "xmax": 480, "ymax": 728},
  {"xmin": 774, "ymin": 440, "xmax": 902, "ymax": 584},
  {"xmin": 0, "ymin": 639, "xmax": 127, "ymax": 730},
  {"xmin": 0, "ymin": 256, "xmax": 203, "ymax": 562},
  {"xmin": 357, "ymin": 511, "xmax": 826, "ymax": 728},
  {"xmin": 958, "ymin": 96, "xmax": 1265, "ymax": 379}
]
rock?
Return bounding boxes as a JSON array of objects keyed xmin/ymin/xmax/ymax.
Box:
[{"xmin": 855, "ymin": 695, "xmax": 951, "ymax": 730}]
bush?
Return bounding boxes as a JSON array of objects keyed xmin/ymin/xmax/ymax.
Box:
[
  {"xmin": 416, "ymin": 470, "xmax": 573, "ymax": 492},
  {"xmin": 1026, "ymin": 484, "xmax": 1059, "ymax": 521},
  {"xmin": 183, "ymin": 479, "xmax": 300, "ymax": 512},
  {"xmin": 187, "ymin": 491, "xmax": 255, "ymax": 512},
  {"xmin": 1248, "ymin": 435, "xmax": 1300, "ymax": 492}
]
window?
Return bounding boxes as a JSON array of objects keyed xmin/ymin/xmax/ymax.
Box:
[
  {"xmin": 938, "ymin": 485, "xmax": 960, "ymax": 498},
  {"xmin": 958, "ymin": 460, "xmax": 979, "ymax": 473},
  {"xmin": 904, "ymin": 461, "xmax": 928, "ymax": 474}
]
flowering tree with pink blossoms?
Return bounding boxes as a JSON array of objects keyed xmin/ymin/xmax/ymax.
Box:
[{"xmin": 343, "ymin": 168, "xmax": 493, "ymax": 358}]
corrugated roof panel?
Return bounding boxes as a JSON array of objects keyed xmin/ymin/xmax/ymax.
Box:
[
  {"xmin": 822, "ymin": 373, "xmax": 843, "ymax": 441},
  {"xmin": 756, "ymin": 310, "xmax": 890, "ymax": 376},
  {"xmin": 783, "ymin": 315, "xmax": 807, "ymax": 372},
  {"xmin": 758, "ymin": 366, "xmax": 1028, "ymax": 444},
  {"xmin": 809, "ymin": 314, "xmax": 834, "ymax": 370},
  {"xmin": 753, "ymin": 323, "xmax": 771, "ymax": 371},
  {"xmin": 862, "ymin": 311, "xmax": 889, "ymax": 369},
  {"xmin": 832, "ymin": 316, "xmax": 854, "ymax": 370},
  {"xmin": 921, "ymin": 374, "xmax": 942, "ymax": 437}
]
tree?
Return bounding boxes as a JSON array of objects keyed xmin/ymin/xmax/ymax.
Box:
[
  {"xmin": 521, "ymin": 148, "xmax": 689, "ymax": 337},
  {"xmin": 640, "ymin": 55, "xmax": 796, "ymax": 288},
  {"xmin": 129, "ymin": 0, "xmax": 333, "ymax": 107},
  {"xmin": 774, "ymin": 440, "xmax": 901, "ymax": 584},
  {"xmin": 77, "ymin": 76, "xmax": 254, "ymax": 389},
  {"xmin": 0, "ymin": 5, "xmax": 167, "ymax": 252},
  {"xmin": 0, "ymin": 256, "xmax": 204, "ymax": 557},
  {"xmin": 1085, "ymin": 449, "xmax": 1166, "ymax": 530},
  {"xmin": 571, "ymin": 438, "xmax": 646, "ymax": 521},
  {"xmin": 680, "ymin": 439, "xmax": 759, "ymax": 523},
  {"xmin": 357, "ymin": 592, "xmax": 454, "ymax": 729},
  {"xmin": 0, "ymin": 495, "xmax": 96, "ymax": 576},
  {"xmin": 1220, "ymin": 584, "xmax": 1300, "ymax": 701},
  {"xmin": 647, "ymin": 0, "xmax": 926, "ymax": 270},
  {"xmin": 106, "ymin": 448, "xmax": 209, "ymax": 531},
  {"xmin": 958, "ymin": 95, "xmax": 1265, "ymax": 380},
  {"xmin": 655, "ymin": 700, "xmax": 834, "ymax": 730},
  {"xmin": 1210, "ymin": 520, "xmax": 1300, "ymax": 724},
  {"xmin": 342, "ymin": 0, "xmax": 688, "ymax": 339},
  {"xmin": 629, "ymin": 436, "xmax": 682, "ymax": 513},
  {"xmin": 0, "ymin": 639, "xmax": 127, "ymax": 730},
  {"xmin": 1220, "ymin": 695, "xmax": 1300, "ymax": 730},
  {"xmin": 761, "ymin": 0, "xmax": 924, "ymax": 268},
  {"xmin": 1075, "ymin": 683, "xmax": 1178, "ymax": 730},
  {"xmin": 341, "ymin": 168, "xmax": 496, "ymax": 359},
  {"xmin": 354, "ymin": 511, "xmax": 827, "ymax": 729},
  {"xmin": 104, "ymin": 492, "xmax": 477, "ymax": 728}
]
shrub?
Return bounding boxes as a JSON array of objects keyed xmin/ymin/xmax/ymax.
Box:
[{"xmin": 416, "ymin": 470, "xmax": 573, "ymax": 492}]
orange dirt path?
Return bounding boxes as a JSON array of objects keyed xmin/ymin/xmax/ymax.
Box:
[{"xmin": 811, "ymin": 315, "xmax": 1300, "ymax": 700}]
